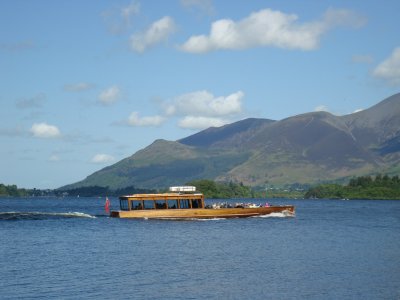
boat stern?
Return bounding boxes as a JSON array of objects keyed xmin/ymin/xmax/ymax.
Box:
[{"xmin": 110, "ymin": 211, "xmax": 121, "ymax": 218}]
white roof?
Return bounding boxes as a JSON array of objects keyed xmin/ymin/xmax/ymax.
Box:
[{"xmin": 169, "ymin": 186, "xmax": 196, "ymax": 192}]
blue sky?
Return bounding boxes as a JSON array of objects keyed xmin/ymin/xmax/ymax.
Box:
[{"xmin": 1, "ymin": 0, "xmax": 399, "ymax": 189}]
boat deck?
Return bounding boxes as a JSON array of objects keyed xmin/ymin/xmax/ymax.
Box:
[{"xmin": 110, "ymin": 205, "xmax": 295, "ymax": 219}]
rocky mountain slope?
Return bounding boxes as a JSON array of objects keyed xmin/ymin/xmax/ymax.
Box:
[{"xmin": 61, "ymin": 93, "xmax": 400, "ymax": 190}]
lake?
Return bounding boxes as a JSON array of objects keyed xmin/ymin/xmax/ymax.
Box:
[{"xmin": 0, "ymin": 197, "xmax": 399, "ymax": 299}]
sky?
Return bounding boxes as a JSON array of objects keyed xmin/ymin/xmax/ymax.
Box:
[{"xmin": 1, "ymin": 0, "xmax": 400, "ymax": 189}]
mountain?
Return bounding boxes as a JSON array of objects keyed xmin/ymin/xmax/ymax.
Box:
[{"xmin": 61, "ymin": 93, "xmax": 400, "ymax": 190}]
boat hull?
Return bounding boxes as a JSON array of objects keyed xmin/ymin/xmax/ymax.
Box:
[{"xmin": 110, "ymin": 205, "xmax": 295, "ymax": 219}]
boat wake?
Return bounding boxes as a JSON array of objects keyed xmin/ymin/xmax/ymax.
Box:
[
  {"xmin": 0, "ymin": 211, "xmax": 97, "ymax": 221},
  {"xmin": 193, "ymin": 213, "xmax": 294, "ymax": 221},
  {"xmin": 145, "ymin": 217, "xmax": 226, "ymax": 221},
  {"xmin": 196, "ymin": 218, "xmax": 226, "ymax": 221},
  {"xmin": 253, "ymin": 210, "xmax": 295, "ymax": 218},
  {"xmin": 154, "ymin": 213, "xmax": 295, "ymax": 221}
]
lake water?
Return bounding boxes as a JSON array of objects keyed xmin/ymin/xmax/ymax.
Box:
[{"xmin": 1, "ymin": 197, "xmax": 399, "ymax": 299}]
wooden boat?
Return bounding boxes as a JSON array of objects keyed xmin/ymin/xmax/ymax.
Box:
[{"xmin": 110, "ymin": 186, "xmax": 295, "ymax": 219}]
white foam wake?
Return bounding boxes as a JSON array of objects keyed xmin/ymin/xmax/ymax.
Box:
[
  {"xmin": 0, "ymin": 211, "xmax": 96, "ymax": 220},
  {"xmin": 61, "ymin": 212, "xmax": 97, "ymax": 218},
  {"xmin": 253, "ymin": 210, "xmax": 295, "ymax": 218}
]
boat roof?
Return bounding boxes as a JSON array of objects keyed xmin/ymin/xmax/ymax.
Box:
[{"xmin": 120, "ymin": 192, "xmax": 203, "ymax": 200}]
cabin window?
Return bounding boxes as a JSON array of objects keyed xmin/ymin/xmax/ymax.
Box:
[
  {"xmin": 180, "ymin": 199, "xmax": 190, "ymax": 209},
  {"xmin": 191, "ymin": 199, "xmax": 202, "ymax": 208},
  {"xmin": 143, "ymin": 200, "xmax": 155, "ymax": 209},
  {"xmin": 155, "ymin": 200, "xmax": 167, "ymax": 209},
  {"xmin": 120, "ymin": 199, "xmax": 129, "ymax": 211},
  {"xmin": 168, "ymin": 199, "xmax": 178, "ymax": 209},
  {"xmin": 131, "ymin": 200, "xmax": 143, "ymax": 210}
]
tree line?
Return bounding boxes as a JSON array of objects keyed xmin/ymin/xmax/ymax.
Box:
[
  {"xmin": 0, "ymin": 184, "xmax": 154, "ymax": 197},
  {"xmin": 0, "ymin": 181, "xmax": 257, "ymax": 199},
  {"xmin": 186, "ymin": 179, "xmax": 256, "ymax": 199},
  {"xmin": 2, "ymin": 174, "xmax": 400, "ymax": 199},
  {"xmin": 305, "ymin": 175, "xmax": 400, "ymax": 199},
  {"xmin": 0, "ymin": 184, "xmax": 30, "ymax": 197}
]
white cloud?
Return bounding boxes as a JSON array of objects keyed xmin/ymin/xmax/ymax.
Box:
[
  {"xmin": 178, "ymin": 116, "xmax": 227, "ymax": 129},
  {"xmin": 314, "ymin": 105, "xmax": 329, "ymax": 112},
  {"xmin": 372, "ymin": 47, "xmax": 400, "ymax": 86},
  {"xmin": 98, "ymin": 85, "xmax": 120, "ymax": 105},
  {"xmin": 180, "ymin": 8, "xmax": 365, "ymax": 53},
  {"xmin": 128, "ymin": 112, "xmax": 165, "ymax": 126},
  {"xmin": 30, "ymin": 123, "xmax": 61, "ymax": 139},
  {"xmin": 91, "ymin": 154, "xmax": 115, "ymax": 164},
  {"xmin": 64, "ymin": 82, "xmax": 94, "ymax": 92},
  {"xmin": 164, "ymin": 90, "xmax": 244, "ymax": 130},
  {"xmin": 165, "ymin": 90, "xmax": 243, "ymax": 117},
  {"xmin": 123, "ymin": 90, "xmax": 244, "ymax": 130},
  {"xmin": 130, "ymin": 16, "xmax": 177, "ymax": 53}
]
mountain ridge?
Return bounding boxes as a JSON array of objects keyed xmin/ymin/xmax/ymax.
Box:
[{"xmin": 61, "ymin": 93, "xmax": 400, "ymax": 190}]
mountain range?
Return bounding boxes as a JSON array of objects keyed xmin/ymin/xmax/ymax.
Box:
[{"xmin": 61, "ymin": 93, "xmax": 400, "ymax": 190}]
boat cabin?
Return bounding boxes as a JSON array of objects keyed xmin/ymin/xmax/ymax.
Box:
[{"xmin": 118, "ymin": 186, "xmax": 205, "ymax": 211}]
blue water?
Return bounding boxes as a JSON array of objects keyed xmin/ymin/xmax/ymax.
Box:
[{"xmin": 1, "ymin": 197, "xmax": 399, "ymax": 299}]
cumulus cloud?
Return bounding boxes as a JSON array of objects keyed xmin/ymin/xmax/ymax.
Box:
[
  {"xmin": 314, "ymin": 105, "xmax": 329, "ymax": 112},
  {"xmin": 372, "ymin": 47, "xmax": 400, "ymax": 86},
  {"xmin": 180, "ymin": 8, "xmax": 365, "ymax": 53},
  {"xmin": 30, "ymin": 123, "xmax": 61, "ymax": 139},
  {"xmin": 91, "ymin": 154, "xmax": 115, "ymax": 164},
  {"xmin": 165, "ymin": 90, "xmax": 243, "ymax": 117},
  {"xmin": 98, "ymin": 85, "xmax": 120, "ymax": 105},
  {"xmin": 178, "ymin": 116, "xmax": 227, "ymax": 129},
  {"xmin": 64, "ymin": 82, "xmax": 94, "ymax": 92},
  {"xmin": 164, "ymin": 90, "xmax": 244, "ymax": 129},
  {"xmin": 130, "ymin": 16, "xmax": 177, "ymax": 53},
  {"xmin": 128, "ymin": 112, "xmax": 165, "ymax": 127},
  {"xmin": 121, "ymin": 91, "xmax": 243, "ymax": 130}
]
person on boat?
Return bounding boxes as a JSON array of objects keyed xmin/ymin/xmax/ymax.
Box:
[{"xmin": 265, "ymin": 202, "xmax": 270, "ymax": 207}]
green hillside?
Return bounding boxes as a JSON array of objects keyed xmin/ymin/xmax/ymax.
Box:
[{"xmin": 60, "ymin": 94, "xmax": 400, "ymax": 191}]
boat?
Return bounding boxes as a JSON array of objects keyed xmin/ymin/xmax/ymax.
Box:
[{"xmin": 110, "ymin": 186, "xmax": 295, "ymax": 219}]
